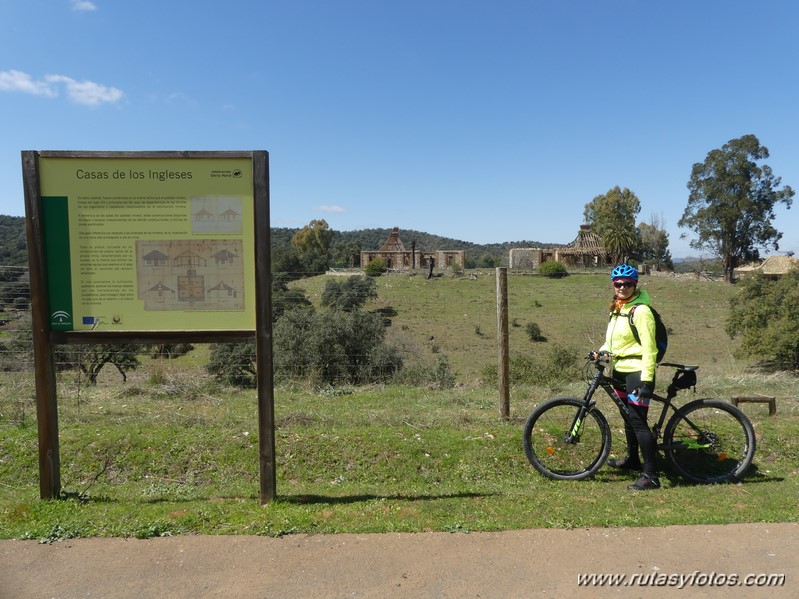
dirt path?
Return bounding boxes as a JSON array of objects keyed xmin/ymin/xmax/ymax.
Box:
[{"xmin": 1, "ymin": 523, "xmax": 796, "ymax": 599}]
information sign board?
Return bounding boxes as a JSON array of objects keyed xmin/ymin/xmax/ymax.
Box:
[{"xmin": 37, "ymin": 155, "xmax": 256, "ymax": 331}]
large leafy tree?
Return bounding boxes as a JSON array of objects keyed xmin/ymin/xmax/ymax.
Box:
[
  {"xmin": 292, "ymin": 219, "xmax": 333, "ymax": 254},
  {"xmin": 680, "ymin": 134, "xmax": 794, "ymax": 282},
  {"xmin": 727, "ymin": 269, "xmax": 799, "ymax": 370},
  {"xmin": 583, "ymin": 186, "xmax": 642, "ymax": 263},
  {"xmin": 291, "ymin": 219, "xmax": 334, "ymax": 275}
]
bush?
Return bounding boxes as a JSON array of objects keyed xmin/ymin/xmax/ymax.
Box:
[
  {"xmin": 364, "ymin": 258, "xmax": 386, "ymax": 277},
  {"xmin": 525, "ymin": 322, "xmax": 547, "ymax": 342},
  {"xmin": 392, "ymin": 354, "xmax": 455, "ymax": 389},
  {"xmin": 148, "ymin": 344, "xmax": 194, "ymax": 359},
  {"xmin": 321, "ymin": 276, "xmax": 377, "ymax": 311},
  {"xmin": 271, "ymin": 273, "xmax": 312, "ymax": 321},
  {"xmin": 538, "ymin": 261, "xmax": 568, "ymax": 278},
  {"xmin": 272, "ymin": 308, "xmax": 403, "ymax": 385},
  {"xmin": 206, "ymin": 343, "xmax": 257, "ymax": 387},
  {"xmin": 481, "ymin": 344, "xmax": 578, "ymax": 387}
]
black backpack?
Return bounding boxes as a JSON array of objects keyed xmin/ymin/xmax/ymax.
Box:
[{"xmin": 628, "ymin": 305, "xmax": 668, "ymax": 363}]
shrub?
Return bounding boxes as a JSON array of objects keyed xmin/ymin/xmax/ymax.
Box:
[
  {"xmin": 364, "ymin": 258, "xmax": 386, "ymax": 277},
  {"xmin": 206, "ymin": 343, "xmax": 257, "ymax": 387},
  {"xmin": 392, "ymin": 354, "xmax": 455, "ymax": 389},
  {"xmin": 148, "ymin": 344, "xmax": 194, "ymax": 359},
  {"xmin": 272, "ymin": 308, "xmax": 403, "ymax": 385},
  {"xmin": 525, "ymin": 322, "xmax": 547, "ymax": 342},
  {"xmin": 271, "ymin": 273, "xmax": 312, "ymax": 321},
  {"xmin": 321, "ymin": 276, "xmax": 377, "ymax": 311},
  {"xmin": 727, "ymin": 269, "xmax": 799, "ymax": 370},
  {"xmin": 481, "ymin": 344, "xmax": 578, "ymax": 387},
  {"xmin": 538, "ymin": 261, "xmax": 568, "ymax": 278}
]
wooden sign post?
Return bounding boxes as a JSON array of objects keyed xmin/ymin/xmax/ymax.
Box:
[{"xmin": 22, "ymin": 150, "xmax": 276, "ymax": 503}]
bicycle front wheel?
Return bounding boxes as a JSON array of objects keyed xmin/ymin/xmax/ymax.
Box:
[
  {"xmin": 663, "ymin": 398, "xmax": 756, "ymax": 484},
  {"xmin": 522, "ymin": 397, "xmax": 611, "ymax": 481}
]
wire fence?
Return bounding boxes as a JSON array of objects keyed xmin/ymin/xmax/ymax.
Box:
[
  {"xmin": 0, "ymin": 265, "xmax": 33, "ymax": 375},
  {"xmin": 0, "ymin": 264, "xmax": 492, "ymax": 391}
]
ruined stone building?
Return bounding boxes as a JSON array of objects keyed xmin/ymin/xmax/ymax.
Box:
[
  {"xmin": 733, "ymin": 255, "xmax": 799, "ymax": 280},
  {"xmin": 360, "ymin": 227, "xmax": 465, "ymax": 271},
  {"xmin": 509, "ymin": 225, "xmax": 610, "ymax": 269}
]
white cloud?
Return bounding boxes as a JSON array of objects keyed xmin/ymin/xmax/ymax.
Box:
[
  {"xmin": 315, "ymin": 205, "xmax": 346, "ymax": 213},
  {"xmin": 45, "ymin": 75, "xmax": 123, "ymax": 106},
  {"xmin": 0, "ymin": 70, "xmax": 56, "ymax": 97},
  {"xmin": 0, "ymin": 70, "xmax": 123, "ymax": 106},
  {"xmin": 71, "ymin": 1, "xmax": 97, "ymax": 11}
]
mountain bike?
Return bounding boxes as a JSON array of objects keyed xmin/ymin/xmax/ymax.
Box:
[{"xmin": 522, "ymin": 356, "xmax": 756, "ymax": 484}]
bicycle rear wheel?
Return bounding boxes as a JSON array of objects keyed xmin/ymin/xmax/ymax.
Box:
[
  {"xmin": 522, "ymin": 397, "xmax": 611, "ymax": 481},
  {"xmin": 663, "ymin": 398, "xmax": 756, "ymax": 484}
]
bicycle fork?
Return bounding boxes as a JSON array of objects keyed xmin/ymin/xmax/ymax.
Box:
[
  {"xmin": 566, "ymin": 403, "xmax": 594, "ymax": 443},
  {"xmin": 566, "ymin": 370, "xmax": 604, "ymax": 444}
]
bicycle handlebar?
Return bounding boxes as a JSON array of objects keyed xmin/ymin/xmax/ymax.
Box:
[{"xmin": 586, "ymin": 354, "xmax": 698, "ymax": 372}]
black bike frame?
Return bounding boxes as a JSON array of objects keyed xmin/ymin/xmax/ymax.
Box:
[{"xmin": 571, "ymin": 363, "xmax": 702, "ymax": 451}]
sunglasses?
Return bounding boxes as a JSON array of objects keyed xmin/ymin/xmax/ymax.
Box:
[{"xmin": 613, "ymin": 281, "xmax": 636, "ymax": 289}]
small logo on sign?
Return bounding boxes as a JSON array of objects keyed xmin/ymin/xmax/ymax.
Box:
[{"xmin": 50, "ymin": 310, "xmax": 73, "ymax": 328}]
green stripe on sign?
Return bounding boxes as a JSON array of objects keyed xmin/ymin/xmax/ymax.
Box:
[{"xmin": 41, "ymin": 196, "xmax": 74, "ymax": 331}]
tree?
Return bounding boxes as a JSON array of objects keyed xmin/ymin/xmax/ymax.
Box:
[
  {"xmin": 271, "ymin": 246, "xmax": 303, "ymax": 280},
  {"xmin": 291, "ymin": 219, "xmax": 333, "ymax": 275},
  {"xmin": 584, "ymin": 187, "xmax": 641, "ymax": 239},
  {"xmin": 583, "ymin": 186, "xmax": 643, "ymax": 264},
  {"xmin": 331, "ymin": 239, "xmax": 362, "ymax": 268},
  {"xmin": 679, "ymin": 134, "xmax": 794, "ymax": 282},
  {"xmin": 726, "ymin": 269, "xmax": 799, "ymax": 370},
  {"xmin": 291, "ymin": 219, "xmax": 334, "ymax": 255},
  {"xmin": 602, "ymin": 224, "xmax": 639, "ymax": 265},
  {"xmin": 476, "ymin": 253, "xmax": 500, "ymax": 268},
  {"xmin": 74, "ymin": 344, "xmax": 141, "ymax": 384},
  {"xmin": 639, "ymin": 214, "xmax": 673, "ymax": 271}
]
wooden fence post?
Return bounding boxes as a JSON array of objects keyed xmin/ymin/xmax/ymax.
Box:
[{"xmin": 496, "ymin": 267, "xmax": 510, "ymax": 418}]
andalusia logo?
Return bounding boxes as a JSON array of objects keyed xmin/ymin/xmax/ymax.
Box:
[{"xmin": 50, "ymin": 310, "xmax": 73, "ymax": 327}]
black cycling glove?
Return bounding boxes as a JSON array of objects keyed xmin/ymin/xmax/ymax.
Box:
[{"xmin": 637, "ymin": 382, "xmax": 654, "ymax": 400}]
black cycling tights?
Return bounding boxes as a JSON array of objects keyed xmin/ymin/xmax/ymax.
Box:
[
  {"xmin": 623, "ymin": 403, "xmax": 657, "ymax": 477},
  {"xmin": 613, "ymin": 369, "xmax": 657, "ymax": 477}
]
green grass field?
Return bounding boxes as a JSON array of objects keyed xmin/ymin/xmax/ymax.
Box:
[{"xmin": 1, "ymin": 270, "xmax": 797, "ymax": 540}]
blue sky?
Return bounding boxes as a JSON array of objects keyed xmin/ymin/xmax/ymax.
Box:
[{"xmin": 1, "ymin": 0, "xmax": 797, "ymax": 258}]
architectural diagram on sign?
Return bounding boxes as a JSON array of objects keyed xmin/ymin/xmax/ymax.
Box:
[
  {"xmin": 191, "ymin": 195, "xmax": 243, "ymax": 234},
  {"xmin": 136, "ymin": 239, "xmax": 244, "ymax": 311},
  {"xmin": 144, "ymin": 281, "xmax": 176, "ymax": 299}
]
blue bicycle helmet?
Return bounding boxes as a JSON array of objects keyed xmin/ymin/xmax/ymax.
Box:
[{"xmin": 611, "ymin": 264, "xmax": 638, "ymax": 281}]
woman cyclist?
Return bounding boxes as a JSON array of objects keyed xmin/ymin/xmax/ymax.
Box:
[{"xmin": 594, "ymin": 264, "xmax": 661, "ymax": 491}]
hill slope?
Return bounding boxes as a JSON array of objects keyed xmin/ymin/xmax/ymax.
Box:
[{"xmin": 0, "ymin": 215, "xmax": 559, "ymax": 269}]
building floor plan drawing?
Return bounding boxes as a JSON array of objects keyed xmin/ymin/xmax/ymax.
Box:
[{"xmin": 137, "ymin": 239, "xmax": 245, "ymax": 311}]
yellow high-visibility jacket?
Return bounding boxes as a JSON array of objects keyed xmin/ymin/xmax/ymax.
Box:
[{"xmin": 599, "ymin": 289, "xmax": 658, "ymax": 383}]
